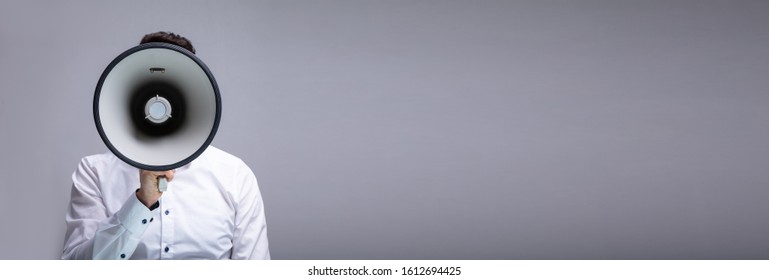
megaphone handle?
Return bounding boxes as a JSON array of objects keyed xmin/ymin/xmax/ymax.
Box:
[{"xmin": 158, "ymin": 176, "xmax": 168, "ymax": 193}]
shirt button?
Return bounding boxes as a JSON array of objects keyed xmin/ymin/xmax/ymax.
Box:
[
  {"xmin": 142, "ymin": 219, "xmax": 147, "ymax": 224},
  {"xmin": 164, "ymin": 247, "xmax": 170, "ymax": 253},
  {"xmin": 120, "ymin": 254, "xmax": 126, "ymax": 259},
  {"xmin": 165, "ymin": 210, "xmax": 170, "ymax": 215}
]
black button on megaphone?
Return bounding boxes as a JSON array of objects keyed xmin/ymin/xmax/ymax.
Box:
[{"xmin": 93, "ymin": 42, "xmax": 221, "ymax": 174}]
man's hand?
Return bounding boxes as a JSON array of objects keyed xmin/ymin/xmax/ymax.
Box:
[{"xmin": 136, "ymin": 170, "xmax": 175, "ymax": 208}]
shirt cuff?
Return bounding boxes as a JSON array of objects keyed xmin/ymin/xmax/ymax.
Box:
[{"xmin": 115, "ymin": 192, "xmax": 157, "ymax": 235}]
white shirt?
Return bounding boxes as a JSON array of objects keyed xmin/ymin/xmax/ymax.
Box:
[{"xmin": 62, "ymin": 146, "xmax": 270, "ymax": 259}]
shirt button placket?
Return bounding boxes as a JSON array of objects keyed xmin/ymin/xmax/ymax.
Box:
[{"xmin": 161, "ymin": 195, "xmax": 174, "ymax": 260}]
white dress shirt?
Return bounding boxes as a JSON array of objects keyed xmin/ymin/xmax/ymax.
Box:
[{"xmin": 62, "ymin": 146, "xmax": 270, "ymax": 259}]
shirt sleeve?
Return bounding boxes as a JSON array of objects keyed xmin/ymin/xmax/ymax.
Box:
[
  {"xmin": 62, "ymin": 157, "xmax": 157, "ymax": 260},
  {"xmin": 230, "ymin": 162, "xmax": 271, "ymax": 259}
]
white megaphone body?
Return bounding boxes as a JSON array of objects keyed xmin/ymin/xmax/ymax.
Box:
[{"xmin": 93, "ymin": 42, "xmax": 221, "ymax": 192}]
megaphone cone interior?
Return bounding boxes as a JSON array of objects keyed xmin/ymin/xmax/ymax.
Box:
[{"xmin": 94, "ymin": 43, "xmax": 221, "ymax": 171}]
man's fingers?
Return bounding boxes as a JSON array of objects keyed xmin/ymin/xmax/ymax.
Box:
[
  {"xmin": 163, "ymin": 170, "xmax": 175, "ymax": 182},
  {"xmin": 140, "ymin": 170, "xmax": 176, "ymax": 183},
  {"xmin": 150, "ymin": 170, "xmax": 175, "ymax": 182}
]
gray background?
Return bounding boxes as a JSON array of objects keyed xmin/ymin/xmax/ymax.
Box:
[{"xmin": 1, "ymin": 0, "xmax": 767, "ymax": 259}]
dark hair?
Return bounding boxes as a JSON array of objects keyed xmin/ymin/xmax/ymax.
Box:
[{"xmin": 140, "ymin": 31, "xmax": 195, "ymax": 54}]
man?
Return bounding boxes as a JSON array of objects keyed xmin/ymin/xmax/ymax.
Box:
[{"xmin": 62, "ymin": 32, "xmax": 270, "ymax": 260}]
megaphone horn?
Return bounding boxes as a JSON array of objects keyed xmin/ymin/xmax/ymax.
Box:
[{"xmin": 93, "ymin": 42, "xmax": 221, "ymax": 190}]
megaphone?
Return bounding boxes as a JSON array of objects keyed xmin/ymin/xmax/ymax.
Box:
[{"xmin": 93, "ymin": 42, "xmax": 221, "ymax": 191}]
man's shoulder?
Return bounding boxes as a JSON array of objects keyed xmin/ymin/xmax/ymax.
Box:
[
  {"xmin": 199, "ymin": 146, "xmax": 249, "ymax": 169},
  {"xmin": 79, "ymin": 151, "xmax": 122, "ymax": 168},
  {"xmin": 74, "ymin": 151, "xmax": 135, "ymax": 180}
]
